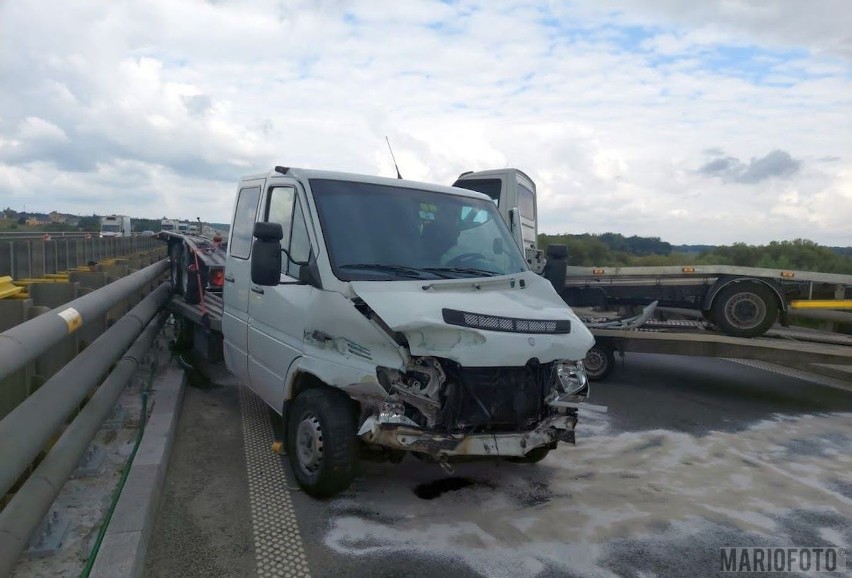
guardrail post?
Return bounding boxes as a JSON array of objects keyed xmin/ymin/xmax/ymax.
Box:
[
  {"xmin": 0, "ymin": 242, "xmax": 11, "ymax": 278},
  {"xmin": 31, "ymin": 240, "xmax": 46, "ymax": 279},
  {"xmin": 69, "ymin": 239, "xmax": 79, "ymax": 270},
  {"xmin": 58, "ymin": 240, "xmax": 67, "ymax": 273},
  {"xmin": 45, "ymin": 240, "xmax": 58, "ymax": 275},
  {"xmin": 13, "ymin": 241, "xmax": 31, "ymax": 280}
]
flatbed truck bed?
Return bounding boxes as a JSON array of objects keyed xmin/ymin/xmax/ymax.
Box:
[{"xmin": 168, "ymin": 287, "xmax": 852, "ymax": 383}]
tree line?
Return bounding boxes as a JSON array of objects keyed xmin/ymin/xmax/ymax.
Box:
[{"xmin": 539, "ymin": 233, "xmax": 852, "ymax": 275}]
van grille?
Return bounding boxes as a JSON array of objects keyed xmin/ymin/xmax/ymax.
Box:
[{"xmin": 442, "ymin": 308, "xmax": 571, "ymax": 334}]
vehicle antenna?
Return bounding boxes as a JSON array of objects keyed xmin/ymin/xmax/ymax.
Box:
[{"xmin": 385, "ymin": 136, "xmax": 403, "ymax": 179}]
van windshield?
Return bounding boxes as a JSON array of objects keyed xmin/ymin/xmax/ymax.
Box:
[
  {"xmin": 101, "ymin": 225, "xmax": 120, "ymax": 232},
  {"xmin": 310, "ymin": 179, "xmax": 529, "ymax": 281}
]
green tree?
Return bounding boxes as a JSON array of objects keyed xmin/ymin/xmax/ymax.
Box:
[{"xmin": 77, "ymin": 215, "xmax": 101, "ymax": 231}]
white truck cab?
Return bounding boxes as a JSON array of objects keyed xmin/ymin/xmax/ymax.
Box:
[
  {"xmin": 223, "ymin": 166, "xmax": 594, "ymax": 497},
  {"xmin": 100, "ymin": 215, "xmax": 132, "ymax": 238},
  {"xmin": 453, "ymin": 168, "xmax": 545, "ymax": 274}
]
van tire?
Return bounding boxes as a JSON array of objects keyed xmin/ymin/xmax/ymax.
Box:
[
  {"xmin": 287, "ymin": 388, "xmax": 358, "ymax": 498},
  {"xmin": 711, "ymin": 282, "xmax": 778, "ymax": 338}
]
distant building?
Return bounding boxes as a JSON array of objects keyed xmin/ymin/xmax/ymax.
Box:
[
  {"xmin": 48, "ymin": 211, "xmax": 67, "ymax": 223},
  {"xmin": 26, "ymin": 217, "xmax": 43, "ymax": 226}
]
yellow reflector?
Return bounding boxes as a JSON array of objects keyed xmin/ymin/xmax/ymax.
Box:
[
  {"xmin": 780, "ymin": 271, "xmax": 795, "ymax": 278},
  {"xmin": 682, "ymin": 267, "xmax": 695, "ymax": 273},
  {"xmin": 592, "ymin": 268, "xmax": 605, "ymax": 275},
  {"xmin": 789, "ymin": 299, "xmax": 852, "ymax": 310}
]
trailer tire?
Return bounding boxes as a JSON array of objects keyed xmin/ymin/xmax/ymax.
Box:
[
  {"xmin": 711, "ymin": 281, "xmax": 778, "ymax": 338},
  {"xmin": 173, "ymin": 314, "xmax": 194, "ymax": 350},
  {"xmin": 179, "ymin": 247, "xmax": 201, "ymax": 305},
  {"xmin": 584, "ymin": 342, "xmax": 615, "ymax": 381},
  {"xmin": 287, "ymin": 388, "xmax": 358, "ymax": 498}
]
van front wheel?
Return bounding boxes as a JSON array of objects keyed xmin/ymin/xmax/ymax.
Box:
[{"xmin": 287, "ymin": 388, "xmax": 358, "ymax": 498}]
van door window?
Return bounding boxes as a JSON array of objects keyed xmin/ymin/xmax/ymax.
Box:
[
  {"xmin": 288, "ymin": 198, "xmax": 311, "ymax": 277},
  {"xmin": 230, "ymin": 186, "xmax": 261, "ymax": 259},
  {"xmin": 266, "ymin": 186, "xmax": 311, "ymax": 278},
  {"xmin": 518, "ymin": 184, "xmax": 535, "ymax": 220}
]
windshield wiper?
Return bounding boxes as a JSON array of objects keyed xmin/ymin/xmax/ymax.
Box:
[
  {"xmin": 338, "ymin": 263, "xmax": 453, "ymax": 279},
  {"xmin": 422, "ymin": 267, "xmax": 499, "ymax": 278}
]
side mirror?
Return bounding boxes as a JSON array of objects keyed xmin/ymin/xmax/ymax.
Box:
[
  {"xmin": 253, "ymin": 222, "xmax": 283, "ymax": 242},
  {"xmin": 251, "ymin": 222, "xmax": 282, "ymax": 286},
  {"xmin": 507, "ymin": 207, "xmax": 525, "ymax": 252},
  {"xmin": 542, "ymin": 243, "xmax": 569, "ymax": 290}
]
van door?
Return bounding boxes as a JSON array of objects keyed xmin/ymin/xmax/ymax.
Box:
[
  {"xmin": 246, "ymin": 179, "xmax": 315, "ymax": 413},
  {"xmin": 222, "ymin": 183, "xmax": 262, "ymax": 384}
]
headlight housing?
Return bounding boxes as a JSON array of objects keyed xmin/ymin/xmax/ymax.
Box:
[{"xmin": 556, "ymin": 360, "xmax": 588, "ymax": 396}]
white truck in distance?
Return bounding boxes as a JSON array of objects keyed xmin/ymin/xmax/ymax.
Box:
[
  {"xmin": 161, "ymin": 219, "xmax": 178, "ymax": 232},
  {"xmin": 100, "ymin": 215, "xmax": 131, "ymax": 237},
  {"xmin": 178, "ymin": 166, "xmax": 597, "ymax": 497}
]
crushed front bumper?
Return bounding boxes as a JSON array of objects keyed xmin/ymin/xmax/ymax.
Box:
[{"xmin": 357, "ymin": 412, "xmax": 578, "ymax": 458}]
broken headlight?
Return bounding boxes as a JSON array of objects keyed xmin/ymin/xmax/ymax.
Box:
[{"xmin": 556, "ymin": 360, "xmax": 588, "ymax": 396}]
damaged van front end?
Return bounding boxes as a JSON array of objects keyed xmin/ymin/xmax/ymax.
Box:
[{"xmin": 341, "ymin": 271, "xmax": 596, "ymax": 461}]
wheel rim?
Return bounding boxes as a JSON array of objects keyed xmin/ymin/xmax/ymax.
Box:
[
  {"xmin": 584, "ymin": 348, "xmax": 606, "ymax": 376},
  {"xmin": 724, "ymin": 292, "xmax": 766, "ymax": 330},
  {"xmin": 295, "ymin": 414, "xmax": 324, "ymax": 475}
]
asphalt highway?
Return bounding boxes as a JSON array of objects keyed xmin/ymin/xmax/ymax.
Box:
[{"xmin": 145, "ymin": 353, "xmax": 852, "ymax": 578}]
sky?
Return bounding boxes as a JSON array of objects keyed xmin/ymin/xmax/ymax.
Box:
[{"xmin": 1, "ymin": 0, "xmax": 851, "ymax": 245}]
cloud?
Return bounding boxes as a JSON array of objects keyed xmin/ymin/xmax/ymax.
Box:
[
  {"xmin": 699, "ymin": 150, "xmax": 801, "ymax": 183},
  {"xmin": 0, "ymin": 0, "xmax": 849, "ymax": 245}
]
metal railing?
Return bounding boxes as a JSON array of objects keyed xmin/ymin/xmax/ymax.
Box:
[
  {"xmin": 0, "ymin": 259, "xmax": 172, "ymax": 575},
  {"xmin": 0, "ymin": 236, "xmax": 160, "ymax": 279}
]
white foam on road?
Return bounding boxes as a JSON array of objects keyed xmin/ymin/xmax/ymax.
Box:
[{"xmin": 324, "ymin": 411, "xmax": 852, "ymax": 577}]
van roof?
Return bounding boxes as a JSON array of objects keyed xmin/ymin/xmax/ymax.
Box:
[{"xmin": 239, "ymin": 167, "xmax": 491, "ymax": 202}]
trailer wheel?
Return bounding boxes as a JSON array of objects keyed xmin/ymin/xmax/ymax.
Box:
[
  {"xmin": 584, "ymin": 343, "xmax": 615, "ymax": 381},
  {"xmin": 287, "ymin": 388, "xmax": 358, "ymax": 498},
  {"xmin": 173, "ymin": 314, "xmax": 193, "ymax": 350},
  {"xmin": 507, "ymin": 446, "xmax": 550, "ymax": 464},
  {"xmin": 711, "ymin": 281, "xmax": 778, "ymax": 338},
  {"xmin": 179, "ymin": 247, "xmax": 201, "ymax": 304}
]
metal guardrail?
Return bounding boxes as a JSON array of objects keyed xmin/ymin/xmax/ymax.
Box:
[
  {"xmin": 0, "ymin": 231, "xmax": 94, "ymax": 239},
  {"xmin": 0, "ymin": 260, "xmax": 169, "ymax": 383},
  {"xmin": 0, "ymin": 310, "xmax": 169, "ymax": 575},
  {"xmin": 0, "ymin": 235, "xmax": 160, "ymax": 279},
  {"xmin": 0, "ymin": 259, "xmax": 173, "ymax": 574}
]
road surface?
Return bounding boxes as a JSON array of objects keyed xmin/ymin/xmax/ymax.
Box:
[{"xmin": 145, "ymin": 353, "xmax": 852, "ymax": 578}]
